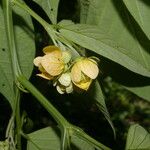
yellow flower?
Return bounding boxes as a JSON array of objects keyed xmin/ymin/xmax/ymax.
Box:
[
  {"xmin": 33, "ymin": 45, "xmax": 71, "ymax": 80},
  {"xmin": 71, "ymin": 57, "xmax": 99, "ymax": 90}
]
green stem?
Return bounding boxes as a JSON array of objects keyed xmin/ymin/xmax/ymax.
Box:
[
  {"xmin": 17, "ymin": 75, "xmax": 69, "ymax": 127},
  {"xmin": 11, "ymin": 0, "xmax": 57, "ymax": 44},
  {"xmin": 18, "ymin": 75, "xmax": 111, "ymax": 150},
  {"xmin": 2, "ymin": 0, "xmax": 22, "ymax": 78},
  {"xmin": 2, "ymin": 0, "xmax": 22, "ymax": 149},
  {"xmin": 72, "ymin": 127, "xmax": 111, "ymax": 150},
  {"xmin": 15, "ymin": 90, "xmax": 22, "ymax": 150}
]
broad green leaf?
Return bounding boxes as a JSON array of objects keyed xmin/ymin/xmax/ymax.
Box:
[
  {"xmin": 78, "ymin": 0, "xmax": 150, "ymax": 100},
  {"xmin": 125, "ymin": 86, "xmax": 150, "ymax": 102},
  {"xmin": 83, "ymin": 0, "xmax": 150, "ymax": 75},
  {"xmin": 27, "ymin": 127, "xmax": 95, "ymax": 150},
  {"xmin": 59, "ymin": 23, "xmax": 150, "ymax": 78},
  {"xmin": 90, "ymin": 80, "xmax": 115, "ymax": 137},
  {"xmin": 0, "ymin": 4, "xmax": 35, "ymax": 108},
  {"xmin": 0, "ymin": 5, "xmax": 15, "ymax": 108},
  {"xmin": 33, "ymin": 0, "xmax": 59, "ymax": 24},
  {"xmin": 126, "ymin": 124, "xmax": 150, "ymax": 150},
  {"xmin": 79, "ymin": 0, "xmax": 91, "ymax": 23},
  {"xmin": 123, "ymin": 0, "xmax": 150, "ymax": 40}
]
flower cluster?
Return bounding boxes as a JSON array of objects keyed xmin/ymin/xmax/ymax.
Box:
[{"xmin": 33, "ymin": 45, "xmax": 99, "ymax": 94}]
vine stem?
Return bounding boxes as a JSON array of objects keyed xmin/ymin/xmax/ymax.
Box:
[
  {"xmin": 72, "ymin": 126, "xmax": 111, "ymax": 150},
  {"xmin": 18, "ymin": 75, "xmax": 111, "ymax": 150},
  {"xmin": 15, "ymin": 90, "xmax": 22, "ymax": 150},
  {"xmin": 17, "ymin": 75, "xmax": 69, "ymax": 127}
]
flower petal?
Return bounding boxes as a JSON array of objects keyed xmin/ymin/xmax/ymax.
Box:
[
  {"xmin": 73, "ymin": 78, "xmax": 92, "ymax": 91},
  {"xmin": 36, "ymin": 73, "xmax": 53, "ymax": 80},
  {"xmin": 41, "ymin": 54, "xmax": 64, "ymax": 76},
  {"xmin": 43, "ymin": 46, "xmax": 62, "ymax": 58},
  {"xmin": 71, "ymin": 62, "xmax": 82, "ymax": 83},
  {"xmin": 80, "ymin": 59, "xmax": 99, "ymax": 79},
  {"xmin": 33, "ymin": 57, "xmax": 43, "ymax": 67},
  {"xmin": 66, "ymin": 83, "xmax": 73, "ymax": 93},
  {"xmin": 58, "ymin": 73, "xmax": 71, "ymax": 86},
  {"xmin": 56, "ymin": 85, "xmax": 65, "ymax": 94}
]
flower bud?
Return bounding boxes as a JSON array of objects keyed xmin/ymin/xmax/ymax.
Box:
[{"xmin": 56, "ymin": 73, "xmax": 73, "ymax": 94}]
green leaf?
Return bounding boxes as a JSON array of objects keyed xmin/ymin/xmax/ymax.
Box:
[
  {"xmin": 27, "ymin": 127, "xmax": 95, "ymax": 150},
  {"xmin": 0, "ymin": 4, "xmax": 35, "ymax": 108},
  {"xmin": 125, "ymin": 86, "xmax": 150, "ymax": 102},
  {"xmin": 0, "ymin": 4, "xmax": 15, "ymax": 108},
  {"xmin": 123, "ymin": 0, "xmax": 150, "ymax": 40},
  {"xmin": 33, "ymin": 0, "xmax": 59, "ymax": 24},
  {"xmin": 79, "ymin": 0, "xmax": 91, "ymax": 23},
  {"xmin": 81, "ymin": 0, "xmax": 150, "ymax": 75},
  {"xmin": 78, "ymin": 0, "xmax": 150, "ymax": 100},
  {"xmin": 90, "ymin": 80, "xmax": 115, "ymax": 137},
  {"xmin": 59, "ymin": 23, "xmax": 150, "ymax": 78},
  {"xmin": 126, "ymin": 124, "xmax": 150, "ymax": 150}
]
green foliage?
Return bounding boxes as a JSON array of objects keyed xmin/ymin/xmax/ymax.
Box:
[
  {"xmin": 125, "ymin": 86, "xmax": 150, "ymax": 102},
  {"xmin": 90, "ymin": 80, "xmax": 115, "ymax": 137},
  {"xmin": 0, "ymin": 2, "xmax": 35, "ymax": 109},
  {"xmin": 123, "ymin": 0, "xmax": 150, "ymax": 39},
  {"xmin": 27, "ymin": 127, "xmax": 95, "ymax": 150},
  {"xmin": 126, "ymin": 124, "xmax": 150, "ymax": 150},
  {"xmin": 33, "ymin": 0, "xmax": 59, "ymax": 24},
  {"xmin": 0, "ymin": 0, "xmax": 150, "ymax": 150},
  {"xmin": 78, "ymin": 0, "xmax": 150, "ymax": 102},
  {"xmin": 59, "ymin": 23, "xmax": 150, "ymax": 78}
]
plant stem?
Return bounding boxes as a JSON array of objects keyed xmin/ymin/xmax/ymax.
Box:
[
  {"xmin": 15, "ymin": 90, "xmax": 22, "ymax": 150},
  {"xmin": 72, "ymin": 126, "xmax": 111, "ymax": 150},
  {"xmin": 18, "ymin": 75, "xmax": 111, "ymax": 150},
  {"xmin": 11, "ymin": 0, "xmax": 57, "ymax": 44},
  {"xmin": 2, "ymin": 0, "xmax": 22, "ymax": 149},
  {"xmin": 2, "ymin": 0, "xmax": 22, "ymax": 78},
  {"xmin": 17, "ymin": 75, "xmax": 69, "ymax": 127}
]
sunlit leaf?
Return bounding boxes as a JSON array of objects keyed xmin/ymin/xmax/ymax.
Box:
[
  {"xmin": 123, "ymin": 0, "xmax": 150, "ymax": 40},
  {"xmin": 27, "ymin": 127, "xmax": 95, "ymax": 150},
  {"xmin": 0, "ymin": 4, "xmax": 35, "ymax": 109},
  {"xmin": 126, "ymin": 124, "xmax": 150, "ymax": 150},
  {"xmin": 33, "ymin": 0, "xmax": 59, "ymax": 24}
]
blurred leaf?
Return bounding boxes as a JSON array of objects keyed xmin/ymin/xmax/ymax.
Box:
[
  {"xmin": 125, "ymin": 124, "xmax": 150, "ymax": 150},
  {"xmin": 125, "ymin": 86, "xmax": 150, "ymax": 102},
  {"xmin": 33, "ymin": 0, "xmax": 59, "ymax": 24},
  {"xmin": 123, "ymin": 0, "xmax": 150, "ymax": 40},
  {"xmin": 59, "ymin": 24, "xmax": 150, "ymax": 78},
  {"xmin": 27, "ymin": 127, "xmax": 95, "ymax": 150},
  {"xmin": 91, "ymin": 80, "xmax": 115, "ymax": 137},
  {"xmin": 0, "ymin": 4, "xmax": 35, "ymax": 109},
  {"xmin": 100, "ymin": 57, "xmax": 150, "ymax": 102}
]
